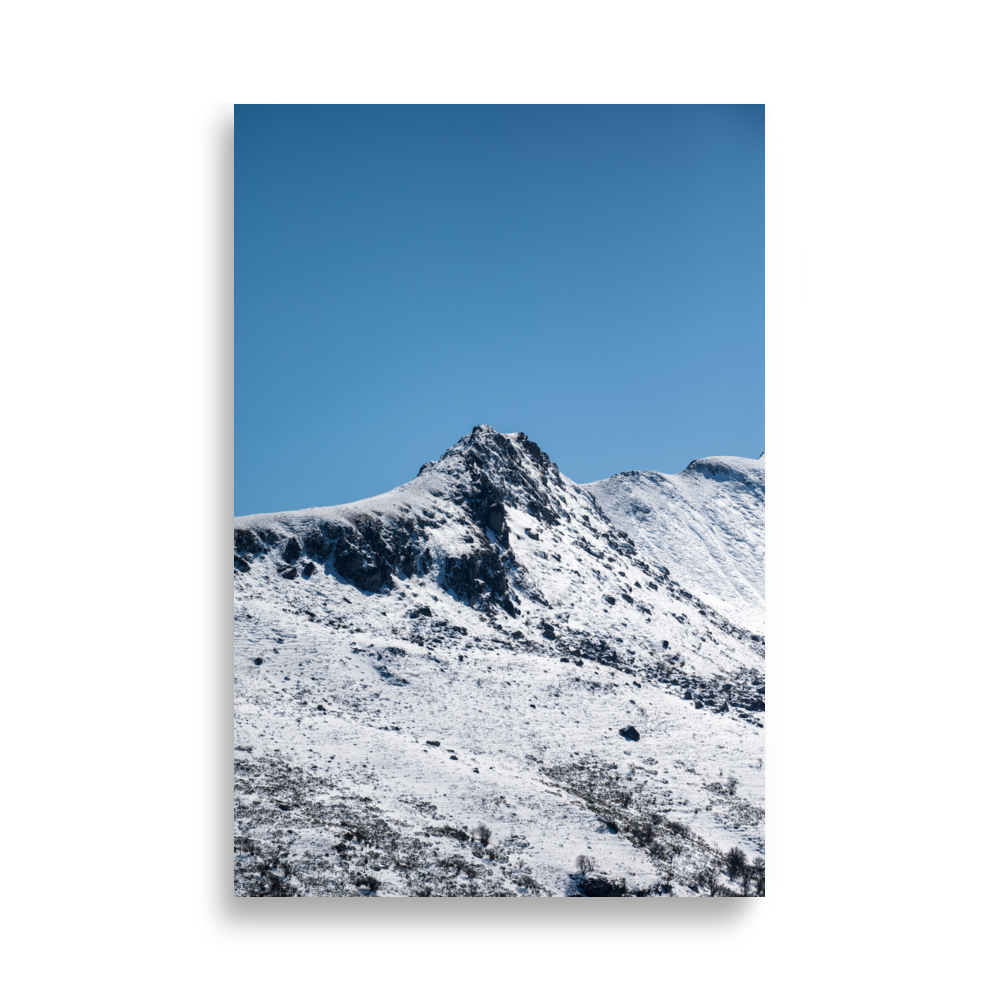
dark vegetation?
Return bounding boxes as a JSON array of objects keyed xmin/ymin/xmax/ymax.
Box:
[
  {"xmin": 234, "ymin": 743, "xmax": 763, "ymax": 898},
  {"xmin": 542, "ymin": 756, "xmax": 764, "ymax": 897},
  {"xmin": 234, "ymin": 753, "xmax": 546, "ymax": 897}
]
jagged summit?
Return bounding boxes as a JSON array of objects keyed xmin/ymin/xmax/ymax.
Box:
[
  {"xmin": 429, "ymin": 425, "xmax": 557, "ymax": 474},
  {"xmin": 414, "ymin": 425, "xmax": 569, "ymax": 531},
  {"xmin": 235, "ymin": 424, "xmax": 644, "ymax": 624}
]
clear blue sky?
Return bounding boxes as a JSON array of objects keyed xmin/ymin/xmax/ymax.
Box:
[{"xmin": 236, "ymin": 105, "xmax": 763, "ymax": 516}]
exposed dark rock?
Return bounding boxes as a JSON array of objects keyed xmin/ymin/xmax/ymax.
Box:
[
  {"xmin": 441, "ymin": 547, "xmax": 509, "ymax": 611},
  {"xmin": 619, "ymin": 725, "xmax": 640, "ymax": 741},
  {"xmin": 234, "ymin": 528, "xmax": 263, "ymax": 554},
  {"xmin": 301, "ymin": 561, "xmax": 316, "ymax": 578},
  {"xmin": 234, "ymin": 554, "xmax": 250, "ymax": 573},
  {"xmin": 331, "ymin": 518, "xmax": 400, "ymax": 592},
  {"xmin": 486, "ymin": 503, "xmax": 506, "ymax": 534},
  {"xmin": 284, "ymin": 516, "xmax": 423, "ymax": 593},
  {"xmin": 577, "ymin": 875, "xmax": 627, "ymax": 897},
  {"xmin": 278, "ymin": 565, "xmax": 298, "ymax": 580},
  {"xmin": 410, "ymin": 606, "xmax": 432, "ymax": 618},
  {"xmin": 425, "ymin": 740, "xmax": 440, "ymax": 746},
  {"xmin": 570, "ymin": 636, "xmax": 619, "ymax": 666},
  {"xmin": 303, "ymin": 529, "xmax": 334, "ymax": 561},
  {"xmin": 604, "ymin": 595, "xmax": 616, "ymax": 606}
]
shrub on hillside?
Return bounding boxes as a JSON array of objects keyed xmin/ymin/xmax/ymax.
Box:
[
  {"xmin": 634, "ymin": 820, "xmax": 656, "ymax": 846},
  {"xmin": 577, "ymin": 875, "xmax": 627, "ymax": 897},
  {"xmin": 697, "ymin": 865, "xmax": 725, "ymax": 897},
  {"xmin": 724, "ymin": 846, "xmax": 747, "ymax": 882},
  {"xmin": 236, "ymin": 839, "xmax": 300, "ymax": 897}
]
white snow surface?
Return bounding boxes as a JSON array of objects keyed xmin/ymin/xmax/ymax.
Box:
[
  {"xmin": 234, "ymin": 426, "xmax": 765, "ymax": 897},
  {"xmin": 585, "ymin": 455, "xmax": 765, "ymax": 634}
]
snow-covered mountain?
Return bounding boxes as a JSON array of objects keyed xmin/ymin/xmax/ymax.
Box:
[
  {"xmin": 234, "ymin": 426, "xmax": 765, "ymax": 897},
  {"xmin": 585, "ymin": 454, "xmax": 764, "ymax": 634}
]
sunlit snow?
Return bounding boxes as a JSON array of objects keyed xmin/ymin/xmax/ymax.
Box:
[{"xmin": 234, "ymin": 426, "xmax": 765, "ymax": 897}]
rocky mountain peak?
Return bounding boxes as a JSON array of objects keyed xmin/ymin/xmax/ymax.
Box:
[
  {"xmin": 236, "ymin": 427, "xmax": 589, "ymax": 618},
  {"xmin": 234, "ymin": 430, "xmax": 764, "ymax": 671},
  {"xmin": 417, "ymin": 426, "xmax": 569, "ymax": 530}
]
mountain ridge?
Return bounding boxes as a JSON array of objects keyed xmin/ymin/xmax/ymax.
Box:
[
  {"xmin": 233, "ymin": 426, "xmax": 766, "ymax": 897},
  {"xmin": 585, "ymin": 453, "xmax": 764, "ymax": 633}
]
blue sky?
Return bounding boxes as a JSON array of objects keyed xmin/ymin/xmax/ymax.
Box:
[{"xmin": 236, "ymin": 105, "xmax": 763, "ymax": 516}]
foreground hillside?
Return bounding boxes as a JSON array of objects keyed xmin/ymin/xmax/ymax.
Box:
[{"xmin": 234, "ymin": 426, "xmax": 765, "ymax": 897}]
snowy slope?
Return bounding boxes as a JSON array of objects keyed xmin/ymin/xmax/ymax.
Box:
[
  {"xmin": 234, "ymin": 427, "xmax": 765, "ymax": 897},
  {"xmin": 585, "ymin": 456, "xmax": 764, "ymax": 634}
]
